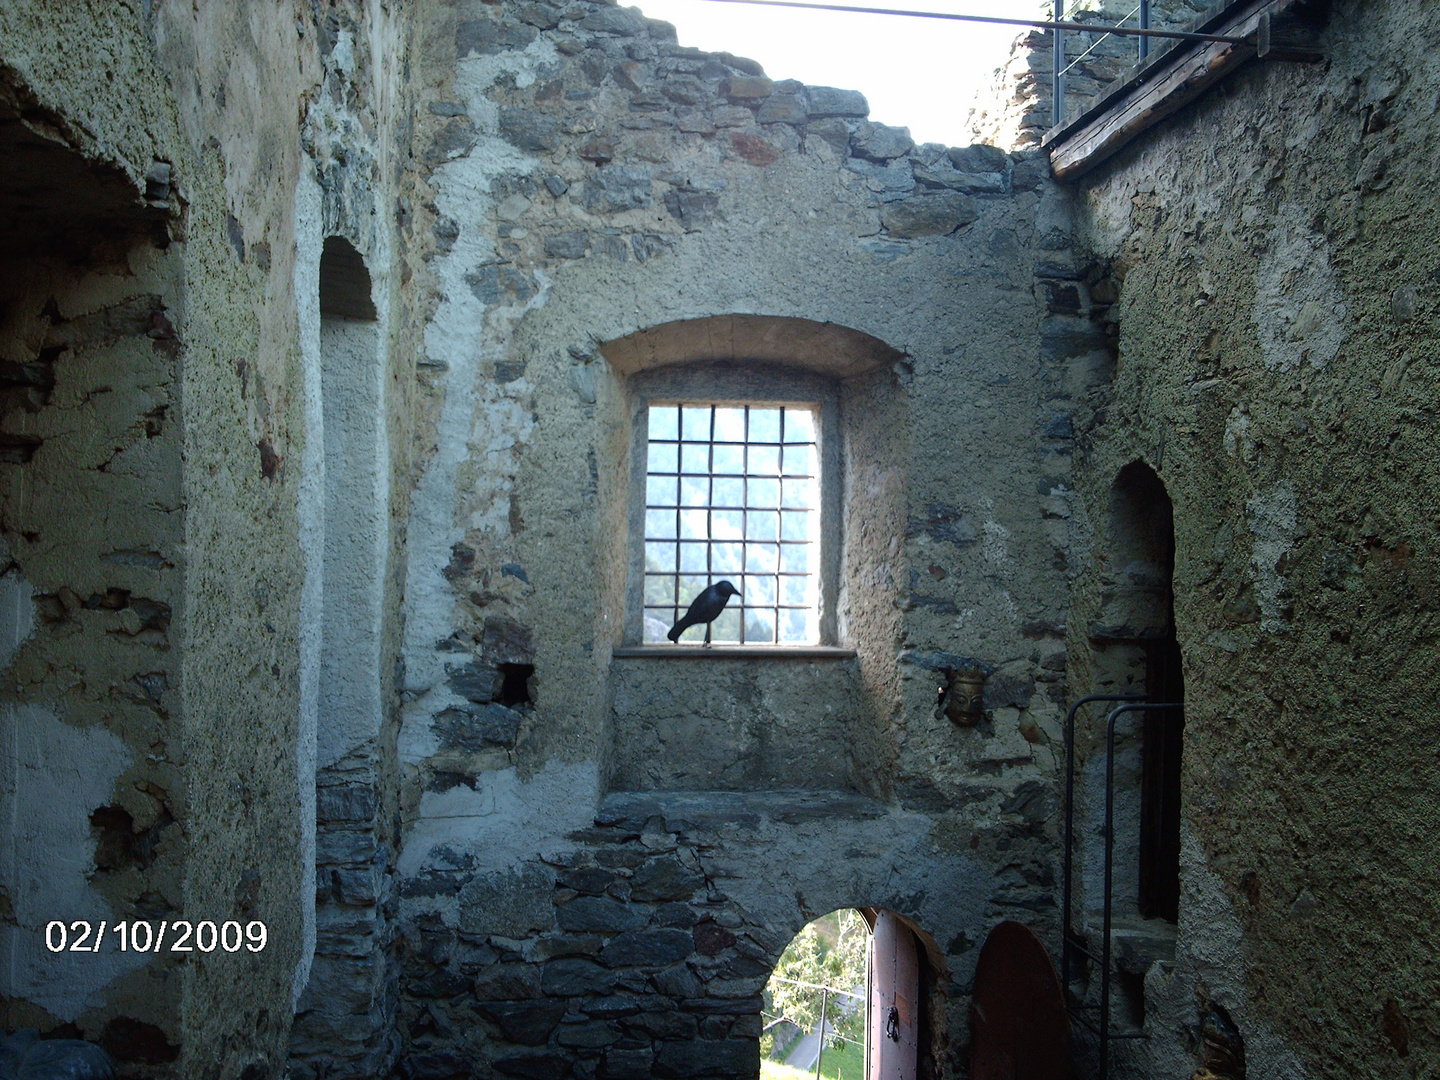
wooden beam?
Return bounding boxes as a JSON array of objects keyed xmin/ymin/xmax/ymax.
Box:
[{"xmin": 1044, "ymin": 0, "xmax": 1325, "ymax": 181}]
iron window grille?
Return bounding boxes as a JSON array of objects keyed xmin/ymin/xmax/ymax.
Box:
[{"xmin": 642, "ymin": 402, "xmax": 821, "ymax": 644}]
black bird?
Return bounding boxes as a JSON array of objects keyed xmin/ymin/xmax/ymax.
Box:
[{"xmin": 667, "ymin": 580, "xmax": 741, "ymax": 644}]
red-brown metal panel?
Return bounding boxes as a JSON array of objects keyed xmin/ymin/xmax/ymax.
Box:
[{"xmin": 970, "ymin": 921, "xmax": 1070, "ymax": 1080}]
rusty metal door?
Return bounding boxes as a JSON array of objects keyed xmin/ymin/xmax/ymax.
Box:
[
  {"xmin": 970, "ymin": 921, "xmax": 1070, "ymax": 1080},
  {"xmin": 868, "ymin": 911, "xmax": 919, "ymax": 1080}
]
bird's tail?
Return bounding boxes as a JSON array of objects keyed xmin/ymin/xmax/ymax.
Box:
[{"xmin": 666, "ymin": 621, "xmax": 684, "ymax": 642}]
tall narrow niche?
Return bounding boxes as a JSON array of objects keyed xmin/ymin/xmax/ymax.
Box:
[
  {"xmin": 317, "ymin": 236, "xmax": 385, "ymax": 775},
  {"xmin": 1099, "ymin": 462, "xmax": 1184, "ymax": 921},
  {"xmin": 300, "ymin": 236, "xmax": 389, "ymax": 1029},
  {"xmin": 1082, "ymin": 461, "xmax": 1185, "ymax": 1030}
]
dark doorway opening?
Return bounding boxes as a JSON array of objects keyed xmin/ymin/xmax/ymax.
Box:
[{"xmin": 1107, "ymin": 461, "xmax": 1184, "ymax": 925}]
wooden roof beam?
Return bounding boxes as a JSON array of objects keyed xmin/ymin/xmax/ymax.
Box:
[{"xmin": 1042, "ymin": 0, "xmax": 1328, "ymax": 182}]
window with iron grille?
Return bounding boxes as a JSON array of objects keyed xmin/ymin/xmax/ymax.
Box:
[{"xmin": 642, "ymin": 402, "xmax": 820, "ymax": 644}]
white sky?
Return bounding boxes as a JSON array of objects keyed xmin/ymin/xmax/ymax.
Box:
[{"xmin": 631, "ymin": 0, "xmax": 1048, "ymax": 147}]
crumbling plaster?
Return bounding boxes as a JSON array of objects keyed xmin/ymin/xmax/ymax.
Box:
[
  {"xmin": 386, "ymin": 1, "xmax": 1085, "ymax": 1075},
  {"xmin": 1066, "ymin": 0, "xmax": 1440, "ymax": 1074},
  {"xmin": 0, "ymin": 1, "xmax": 416, "ymax": 1078}
]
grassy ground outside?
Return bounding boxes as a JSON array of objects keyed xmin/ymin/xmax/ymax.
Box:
[
  {"xmin": 817, "ymin": 1038, "xmax": 865, "ymax": 1080},
  {"xmin": 760, "ymin": 1039, "xmax": 866, "ymax": 1080}
]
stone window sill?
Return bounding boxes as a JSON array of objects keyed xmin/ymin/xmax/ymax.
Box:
[{"xmin": 611, "ymin": 645, "xmax": 856, "ymax": 659}]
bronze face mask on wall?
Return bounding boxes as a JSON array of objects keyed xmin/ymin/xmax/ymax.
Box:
[{"xmin": 937, "ymin": 668, "xmax": 987, "ymax": 726}]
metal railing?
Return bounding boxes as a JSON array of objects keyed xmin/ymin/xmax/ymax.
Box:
[
  {"xmin": 1061, "ymin": 696, "xmax": 1184, "ymax": 1080},
  {"xmin": 1054, "ymin": 0, "xmax": 1153, "ymax": 126},
  {"xmin": 763, "ymin": 975, "xmax": 866, "ymax": 1080}
]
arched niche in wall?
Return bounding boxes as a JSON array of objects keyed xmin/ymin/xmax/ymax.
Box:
[
  {"xmin": 1102, "ymin": 462, "xmax": 1183, "ymax": 923},
  {"xmin": 1078, "ymin": 460, "xmax": 1184, "ymax": 1032},
  {"xmin": 292, "ymin": 232, "xmax": 390, "ymax": 1032},
  {"xmin": 1094, "ymin": 461, "xmax": 1175, "ymax": 643},
  {"xmin": 0, "ymin": 83, "xmax": 182, "ymax": 1038},
  {"xmin": 598, "ymin": 314, "xmax": 910, "ymax": 794},
  {"xmin": 317, "ymin": 234, "xmax": 385, "ymax": 771}
]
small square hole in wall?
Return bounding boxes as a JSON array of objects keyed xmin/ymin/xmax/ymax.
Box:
[
  {"xmin": 496, "ymin": 662, "xmax": 534, "ymax": 707},
  {"xmin": 642, "ymin": 403, "xmax": 821, "ymax": 645}
]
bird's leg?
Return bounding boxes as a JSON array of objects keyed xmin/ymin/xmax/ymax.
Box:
[{"xmin": 703, "ymin": 623, "xmax": 712, "ymax": 648}]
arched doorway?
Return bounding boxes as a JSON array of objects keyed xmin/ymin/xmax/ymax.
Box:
[
  {"xmin": 1068, "ymin": 461, "xmax": 1185, "ymax": 1064},
  {"xmin": 761, "ymin": 909, "xmax": 934, "ymax": 1080}
]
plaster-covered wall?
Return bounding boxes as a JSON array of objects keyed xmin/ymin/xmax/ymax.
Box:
[
  {"xmin": 1067, "ymin": 1, "xmax": 1440, "ymax": 1074},
  {"xmin": 388, "ymin": 1, "xmax": 1085, "ymax": 1075},
  {"xmin": 0, "ymin": 2, "xmax": 415, "ymax": 1077}
]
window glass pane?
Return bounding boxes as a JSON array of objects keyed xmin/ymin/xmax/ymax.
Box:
[
  {"xmin": 710, "ymin": 606, "xmax": 741, "ymax": 642},
  {"xmin": 748, "ymin": 444, "xmax": 780, "ymax": 476},
  {"xmin": 712, "ymin": 444, "xmax": 744, "ymax": 474},
  {"xmin": 645, "ymin": 541, "xmax": 677, "ymax": 573},
  {"xmin": 711, "ymin": 541, "xmax": 743, "ymax": 574},
  {"xmin": 643, "ymin": 611, "xmax": 671, "ymax": 643},
  {"xmin": 680, "ymin": 476, "xmax": 709, "ymax": 507},
  {"xmin": 747, "ymin": 510, "xmax": 779, "ymax": 542},
  {"xmin": 645, "ymin": 575, "xmax": 676, "ymax": 605},
  {"xmin": 781, "ymin": 478, "xmax": 812, "ymax": 509},
  {"xmin": 648, "ymin": 442, "xmax": 678, "ymax": 474},
  {"xmin": 714, "ymin": 408, "xmax": 745, "ymax": 442},
  {"xmin": 780, "ymin": 542, "xmax": 810, "ymax": 572},
  {"xmin": 779, "ymin": 607, "xmax": 811, "ymax": 643},
  {"xmin": 712, "ymin": 477, "xmax": 743, "ymax": 508},
  {"xmin": 744, "ymin": 607, "xmax": 776, "ymax": 644},
  {"xmin": 746, "ymin": 544, "xmax": 779, "ymax": 572},
  {"xmin": 745, "ymin": 574, "xmax": 777, "ymax": 605},
  {"xmin": 780, "ymin": 575, "xmax": 809, "ymax": 606},
  {"xmin": 681, "ymin": 406, "xmax": 711, "ymax": 441},
  {"xmin": 681, "ymin": 443, "xmax": 710, "ymax": 474},
  {"xmin": 782, "ymin": 444, "xmax": 812, "ymax": 477},
  {"xmin": 649, "ymin": 406, "xmax": 679, "ymax": 441},
  {"xmin": 679, "ymin": 542, "xmax": 709, "ymax": 573},
  {"xmin": 644, "ymin": 399, "xmax": 822, "ymax": 647},
  {"xmin": 783, "ymin": 408, "xmax": 815, "ymax": 443},
  {"xmin": 711, "ymin": 509, "xmax": 744, "ymax": 538},
  {"xmin": 677, "ymin": 574, "xmax": 707, "ymax": 605},
  {"xmin": 749, "ymin": 408, "xmax": 780, "ymax": 443},
  {"xmin": 747, "ymin": 478, "xmax": 779, "ymax": 508},
  {"xmin": 647, "ymin": 475, "xmax": 678, "ymax": 507},
  {"xmin": 679, "ymin": 509, "xmax": 708, "ymax": 539}
]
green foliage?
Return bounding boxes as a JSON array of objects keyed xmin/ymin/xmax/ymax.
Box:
[{"xmin": 762, "ymin": 910, "xmax": 869, "ymax": 1062}]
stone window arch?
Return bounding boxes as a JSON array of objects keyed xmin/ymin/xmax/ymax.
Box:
[{"xmin": 601, "ymin": 315, "xmax": 904, "ymax": 653}]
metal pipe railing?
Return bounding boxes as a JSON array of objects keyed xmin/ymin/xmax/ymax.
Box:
[
  {"xmin": 1053, "ymin": 0, "xmax": 1066, "ymax": 126},
  {"xmin": 1098, "ymin": 701, "xmax": 1184, "ymax": 1079},
  {"xmin": 1060, "ymin": 693, "xmax": 1144, "ymax": 995}
]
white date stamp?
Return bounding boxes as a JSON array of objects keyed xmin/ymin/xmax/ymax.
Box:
[{"xmin": 44, "ymin": 920, "xmax": 268, "ymax": 954}]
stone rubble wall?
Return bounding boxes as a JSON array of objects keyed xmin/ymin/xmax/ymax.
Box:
[
  {"xmin": 1067, "ymin": 0, "xmax": 1440, "ymax": 1075},
  {"xmin": 964, "ymin": 0, "xmax": 1221, "ymax": 151},
  {"xmin": 387, "ymin": 0, "xmax": 1091, "ymax": 1076}
]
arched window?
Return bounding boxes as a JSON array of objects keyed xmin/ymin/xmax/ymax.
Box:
[{"xmin": 601, "ymin": 315, "xmax": 903, "ymax": 653}]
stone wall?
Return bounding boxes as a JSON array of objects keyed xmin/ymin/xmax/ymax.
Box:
[
  {"xmin": 1065, "ymin": 0, "xmax": 1440, "ymax": 1075},
  {"xmin": 390, "ymin": 1, "xmax": 1082, "ymax": 1075},
  {"xmin": 0, "ymin": 2, "xmax": 416, "ymax": 1078},
  {"xmin": 964, "ymin": 0, "xmax": 1221, "ymax": 152}
]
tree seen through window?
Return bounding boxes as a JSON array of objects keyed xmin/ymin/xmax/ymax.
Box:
[{"xmin": 643, "ymin": 402, "xmax": 820, "ymax": 644}]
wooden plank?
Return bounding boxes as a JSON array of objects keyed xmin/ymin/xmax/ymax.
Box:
[{"xmin": 1045, "ymin": 0, "xmax": 1322, "ymax": 181}]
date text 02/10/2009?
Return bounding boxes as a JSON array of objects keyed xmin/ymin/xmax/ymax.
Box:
[{"xmin": 45, "ymin": 920, "xmax": 267, "ymax": 954}]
